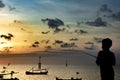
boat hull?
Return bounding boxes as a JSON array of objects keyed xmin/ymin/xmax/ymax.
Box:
[
  {"xmin": 0, "ymin": 78, "xmax": 19, "ymax": 80},
  {"xmin": 56, "ymin": 77, "xmax": 82, "ymax": 80},
  {"xmin": 26, "ymin": 71, "xmax": 48, "ymax": 75}
]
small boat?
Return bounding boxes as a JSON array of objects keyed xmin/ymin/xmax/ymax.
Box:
[
  {"xmin": 26, "ymin": 56, "xmax": 48, "ymax": 75},
  {"xmin": 0, "ymin": 78, "xmax": 19, "ymax": 80},
  {"xmin": 26, "ymin": 69, "xmax": 48, "ymax": 75},
  {"xmin": 56, "ymin": 77, "xmax": 82, "ymax": 80},
  {"xmin": 0, "ymin": 71, "xmax": 19, "ymax": 80}
]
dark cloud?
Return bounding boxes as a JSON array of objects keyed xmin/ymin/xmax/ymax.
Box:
[
  {"xmin": 40, "ymin": 40, "xmax": 49, "ymax": 44},
  {"xmin": 84, "ymin": 46, "xmax": 95, "ymax": 50},
  {"xmin": 85, "ymin": 42, "xmax": 94, "ymax": 45},
  {"xmin": 41, "ymin": 18, "xmax": 65, "ymax": 34},
  {"xmin": 93, "ymin": 37, "xmax": 103, "ymax": 43},
  {"xmin": 0, "ymin": 0, "xmax": 5, "ymax": 8},
  {"xmin": 53, "ymin": 28, "xmax": 66, "ymax": 33},
  {"xmin": 41, "ymin": 31, "xmax": 50, "ymax": 34},
  {"xmin": 99, "ymin": 4, "xmax": 112, "ymax": 13},
  {"xmin": 84, "ymin": 41, "xmax": 96, "ymax": 50},
  {"xmin": 45, "ymin": 40, "xmax": 49, "ymax": 44},
  {"xmin": 54, "ymin": 40, "xmax": 63, "ymax": 44},
  {"xmin": 31, "ymin": 44, "xmax": 39, "ymax": 48},
  {"xmin": 34, "ymin": 41, "xmax": 39, "ymax": 44},
  {"xmin": 41, "ymin": 19, "xmax": 46, "ymax": 24},
  {"xmin": 66, "ymin": 25, "xmax": 71, "ymax": 29},
  {"xmin": 111, "ymin": 12, "xmax": 120, "ymax": 21},
  {"xmin": 97, "ymin": 4, "xmax": 120, "ymax": 21},
  {"xmin": 40, "ymin": 40, "xmax": 46, "ymax": 43},
  {"xmin": 61, "ymin": 42, "xmax": 77, "ymax": 48},
  {"xmin": 45, "ymin": 46, "xmax": 52, "ymax": 50},
  {"xmin": 86, "ymin": 17, "xmax": 107, "ymax": 27},
  {"xmin": 69, "ymin": 38, "xmax": 78, "ymax": 41},
  {"xmin": 74, "ymin": 29, "xmax": 88, "ymax": 34},
  {"xmin": 76, "ymin": 21, "xmax": 82, "ymax": 27},
  {"xmin": 13, "ymin": 20, "xmax": 22, "ymax": 24},
  {"xmin": 8, "ymin": 5, "xmax": 16, "ymax": 11},
  {"xmin": 21, "ymin": 28, "xmax": 33, "ymax": 33},
  {"xmin": 0, "ymin": 33, "xmax": 14, "ymax": 41},
  {"xmin": 84, "ymin": 43, "xmax": 96, "ymax": 50},
  {"xmin": 41, "ymin": 18, "xmax": 64, "ymax": 29},
  {"xmin": 31, "ymin": 41, "xmax": 40, "ymax": 48}
]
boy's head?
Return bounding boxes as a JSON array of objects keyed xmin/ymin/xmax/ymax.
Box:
[{"xmin": 102, "ymin": 38, "xmax": 112, "ymax": 50}]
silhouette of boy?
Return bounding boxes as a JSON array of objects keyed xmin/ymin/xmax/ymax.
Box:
[{"xmin": 96, "ymin": 38, "xmax": 116, "ymax": 80}]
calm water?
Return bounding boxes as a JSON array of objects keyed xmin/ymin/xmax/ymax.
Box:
[
  {"xmin": 0, "ymin": 64, "xmax": 120, "ymax": 80},
  {"xmin": 0, "ymin": 50, "xmax": 120, "ymax": 80}
]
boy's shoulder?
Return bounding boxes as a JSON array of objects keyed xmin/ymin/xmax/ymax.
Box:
[{"xmin": 99, "ymin": 50, "xmax": 114, "ymax": 55}]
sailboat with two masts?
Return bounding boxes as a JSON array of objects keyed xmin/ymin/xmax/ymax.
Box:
[{"xmin": 25, "ymin": 56, "xmax": 48, "ymax": 75}]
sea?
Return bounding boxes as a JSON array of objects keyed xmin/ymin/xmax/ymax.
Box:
[{"xmin": 0, "ymin": 50, "xmax": 120, "ymax": 80}]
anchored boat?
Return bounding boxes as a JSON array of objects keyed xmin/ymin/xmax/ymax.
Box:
[{"xmin": 25, "ymin": 56, "xmax": 48, "ymax": 75}]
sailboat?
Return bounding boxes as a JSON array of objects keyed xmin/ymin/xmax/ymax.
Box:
[{"xmin": 25, "ymin": 56, "xmax": 48, "ymax": 75}]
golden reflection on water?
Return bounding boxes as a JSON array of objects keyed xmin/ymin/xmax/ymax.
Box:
[
  {"xmin": 0, "ymin": 64, "xmax": 100, "ymax": 80},
  {"xmin": 0, "ymin": 64, "xmax": 120, "ymax": 80}
]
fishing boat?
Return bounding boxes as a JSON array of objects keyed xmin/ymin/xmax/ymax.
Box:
[
  {"xmin": 26, "ymin": 56, "xmax": 48, "ymax": 75},
  {"xmin": 0, "ymin": 71, "xmax": 19, "ymax": 80},
  {"xmin": 56, "ymin": 77, "xmax": 82, "ymax": 80}
]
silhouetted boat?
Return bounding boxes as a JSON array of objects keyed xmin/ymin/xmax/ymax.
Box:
[
  {"xmin": 26, "ymin": 56, "xmax": 48, "ymax": 75},
  {"xmin": 0, "ymin": 78, "xmax": 19, "ymax": 80},
  {"xmin": 56, "ymin": 77, "xmax": 82, "ymax": 80},
  {"xmin": 0, "ymin": 71, "xmax": 19, "ymax": 80}
]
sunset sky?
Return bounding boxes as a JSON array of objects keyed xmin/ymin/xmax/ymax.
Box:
[{"xmin": 0, "ymin": 0, "xmax": 120, "ymax": 54}]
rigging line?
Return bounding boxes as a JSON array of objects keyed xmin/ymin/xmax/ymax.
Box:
[
  {"xmin": 59, "ymin": 49, "xmax": 97, "ymax": 58},
  {"xmin": 80, "ymin": 50, "xmax": 97, "ymax": 58}
]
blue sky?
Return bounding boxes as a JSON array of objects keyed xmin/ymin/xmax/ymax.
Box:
[{"xmin": 3, "ymin": 0, "xmax": 120, "ymax": 23}]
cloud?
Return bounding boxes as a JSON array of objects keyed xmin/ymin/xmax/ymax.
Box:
[
  {"xmin": 0, "ymin": 0, "xmax": 5, "ymax": 8},
  {"xmin": 110, "ymin": 12, "xmax": 120, "ymax": 21},
  {"xmin": 41, "ymin": 18, "xmax": 64, "ymax": 29},
  {"xmin": 84, "ymin": 42, "xmax": 96, "ymax": 50},
  {"xmin": 85, "ymin": 42, "xmax": 94, "ymax": 45},
  {"xmin": 60, "ymin": 42, "xmax": 77, "ymax": 48},
  {"xmin": 41, "ymin": 31, "xmax": 50, "ymax": 34},
  {"xmin": 34, "ymin": 41, "xmax": 39, "ymax": 44},
  {"xmin": 53, "ymin": 28, "xmax": 66, "ymax": 33},
  {"xmin": 40, "ymin": 40, "xmax": 49, "ymax": 44},
  {"xmin": 8, "ymin": 5, "xmax": 16, "ymax": 11},
  {"xmin": 0, "ymin": 33, "xmax": 14, "ymax": 41},
  {"xmin": 31, "ymin": 41, "xmax": 40, "ymax": 48},
  {"xmin": 54, "ymin": 40, "xmax": 63, "ymax": 44},
  {"xmin": 69, "ymin": 38, "xmax": 78, "ymax": 41},
  {"xmin": 74, "ymin": 29, "xmax": 88, "ymax": 34},
  {"xmin": 93, "ymin": 37, "xmax": 103, "ymax": 43},
  {"xmin": 86, "ymin": 17, "xmax": 107, "ymax": 27},
  {"xmin": 96, "ymin": 4, "xmax": 120, "ymax": 21},
  {"xmin": 45, "ymin": 46, "xmax": 52, "ymax": 50},
  {"xmin": 84, "ymin": 46, "xmax": 96, "ymax": 50},
  {"xmin": 99, "ymin": 4, "xmax": 112, "ymax": 13}
]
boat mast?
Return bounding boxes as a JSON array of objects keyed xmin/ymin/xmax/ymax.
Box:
[
  {"xmin": 38, "ymin": 56, "xmax": 41, "ymax": 69},
  {"xmin": 66, "ymin": 60, "xmax": 68, "ymax": 67}
]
